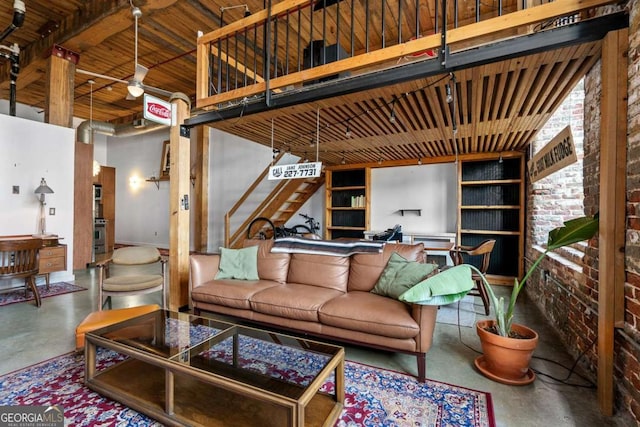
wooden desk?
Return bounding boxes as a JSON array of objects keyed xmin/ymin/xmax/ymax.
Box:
[{"xmin": 0, "ymin": 235, "xmax": 67, "ymax": 287}]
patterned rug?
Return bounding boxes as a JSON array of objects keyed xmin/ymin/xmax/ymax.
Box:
[
  {"xmin": 0, "ymin": 282, "xmax": 86, "ymax": 307},
  {"xmin": 0, "ymin": 345, "xmax": 494, "ymax": 426}
]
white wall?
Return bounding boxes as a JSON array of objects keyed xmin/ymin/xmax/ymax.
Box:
[
  {"xmin": 370, "ymin": 163, "xmax": 457, "ymax": 233},
  {"xmin": 107, "ymin": 128, "xmax": 173, "ymax": 248},
  {"xmin": 0, "ymin": 114, "xmax": 76, "ymax": 285}
]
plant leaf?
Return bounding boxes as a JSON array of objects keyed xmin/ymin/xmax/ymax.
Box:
[{"xmin": 547, "ymin": 213, "xmax": 599, "ymax": 250}]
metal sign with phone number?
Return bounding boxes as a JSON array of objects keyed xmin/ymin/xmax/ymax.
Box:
[{"xmin": 268, "ymin": 162, "xmax": 322, "ymax": 180}]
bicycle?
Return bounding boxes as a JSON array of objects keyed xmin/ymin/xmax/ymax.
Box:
[{"xmin": 247, "ymin": 213, "xmax": 320, "ymax": 240}]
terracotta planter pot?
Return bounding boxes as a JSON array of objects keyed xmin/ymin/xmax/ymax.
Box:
[{"xmin": 474, "ymin": 319, "xmax": 539, "ymax": 385}]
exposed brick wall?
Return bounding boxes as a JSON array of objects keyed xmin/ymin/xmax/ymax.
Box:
[{"xmin": 525, "ymin": 2, "xmax": 640, "ymax": 422}]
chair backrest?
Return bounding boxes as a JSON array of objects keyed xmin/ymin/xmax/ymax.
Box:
[
  {"xmin": 0, "ymin": 238, "xmax": 43, "ymax": 280},
  {"xmin": 450, "ymin": 239, "xmax": 496, "ymax": 274},
  {"xmin": 111, "ymin": 246, "xmax": 161, "ymax": 265},
  {"xmin": 466, "ymin": 239, "xmax": 496, "ymax": 274}
]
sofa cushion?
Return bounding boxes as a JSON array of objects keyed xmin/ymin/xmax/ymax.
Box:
[
  {"xmin": 250, "ymin": 283, "xmax": 343, "ymax": 322},
  {"xmin": 243, "ymin": 239, "xmax": 290, "ymax": 284},
  {"xmin": 348, "ymin": 243, "xmax": 425, "ymax": 292},
  {"xmin": 371, "ymin": 252, "xmax": 438, "ymax": 299},
  {"xmin": 215, "ymin": 246, "xmax": 259, "ymax": 280},
  {"xmin": 191, "ymin": 279, "xmax": 282, "ymax": 310},
  {"xmin": 287, "ymin": 253, "xmax": 350, "ymax": 291},
  {"xmin": 319, "ymin": 292, "xmax": 419, "ymax": 339}
]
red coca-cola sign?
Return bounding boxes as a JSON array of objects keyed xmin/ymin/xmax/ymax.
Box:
[
  {"xmin": 147, "ymin": 102, "xmax": 171, "ymax": 119},
  {"xmin": 143, "ymin": 95, "xmax": 172, "ymax": 125}
]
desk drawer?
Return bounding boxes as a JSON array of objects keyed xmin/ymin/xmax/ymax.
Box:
[
  {"xmin": 40, "ymin": 246, "xmax": 66, "ymax": 258},
  {"xmin": 39, "ymin": 256, "xmax": 65, "ymax": 273}
]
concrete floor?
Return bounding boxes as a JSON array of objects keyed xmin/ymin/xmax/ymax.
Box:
[{"xmin": 0, "ymin": 265, "xmax": 633, "ymax": 426}]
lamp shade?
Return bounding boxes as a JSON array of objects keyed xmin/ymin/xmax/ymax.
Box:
[
  {"xmin": 34, "ymin": 178, "xmax": 54, "ymax": 195},
  {"xmin": 127, "ymin": 79, "xmax": 144, "ymax": 97}
]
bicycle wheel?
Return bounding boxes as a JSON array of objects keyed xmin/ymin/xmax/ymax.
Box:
[
  {"xmin": 290, "ymin": 224, "xmax": 312, "ymax": 237},
  {"xmin": 247, "ymin": 217, "xmax": 276, "ymax": 240}
]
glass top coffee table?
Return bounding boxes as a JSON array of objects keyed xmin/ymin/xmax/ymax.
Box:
[{"xmin": 85, "ymin": 310, "xmax": 344, "ymax": 427}]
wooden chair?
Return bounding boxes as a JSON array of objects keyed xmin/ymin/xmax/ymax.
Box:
[
  {"xmin": 0, "ymin": 238, "xmax": 44, "ymax": 307},
  {"xmin": 449, "ymin": 239, "xmax": 496, "ymax": 315},
  {"xmin": 96, "ymin": 246, "xmax": 167, "ymax": 310}
]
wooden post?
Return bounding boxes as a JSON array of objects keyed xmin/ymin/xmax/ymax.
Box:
[
  {"xmin": 168, "ymin": 94, "xmax": 192, "ymax": 310},
  {"xmin": 44, "ymin": 46, "xmax": 77, "ymax": 127},
  {"xmin": 598, "ymin": 27, "xmax": 628, "ymax": 416},
  {"xmin": 192, "ymin": 126, "xmax": 210, "ymax": 253},
  {"xmin": 73, "ymin": 141, "xmax": 93, "ymax": 269}
]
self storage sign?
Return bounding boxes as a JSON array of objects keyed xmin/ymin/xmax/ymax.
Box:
[
  {"xmin": 528, "ymin": 126, "xmax": 577, "ymax": 183},
  {"xmin": 268, "ymin": 162, "xmax": 322, "ymax": 180}
]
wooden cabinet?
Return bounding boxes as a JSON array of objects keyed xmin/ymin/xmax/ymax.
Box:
[
  {"xmin": 38, "ymin": 243, "xmax": 67, "ymax": 286},
  {"xmin": 325, "ymin": 168, "xmax": 370, "ymax": 239},
  {"xmin": 457, "ymin": 154, "xmax": 524, "ymax": 284},
  {"xmin": 94, "ymin": 166, "xmax": 116, "ymax": 253}
]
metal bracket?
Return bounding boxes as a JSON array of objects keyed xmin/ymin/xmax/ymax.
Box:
[{"xmin": 180, "ymin": 125, "xmax": 190, "ymax": 138}]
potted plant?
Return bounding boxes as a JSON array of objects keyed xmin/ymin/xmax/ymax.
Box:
[{"xmin": 472, "ymin": 214, "xmax": 599, "ymax": 385}]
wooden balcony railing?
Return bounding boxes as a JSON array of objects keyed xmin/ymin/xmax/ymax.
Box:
[{"xmin": 196, "ymin": 0, "xmax": 617, "ymax": 111}]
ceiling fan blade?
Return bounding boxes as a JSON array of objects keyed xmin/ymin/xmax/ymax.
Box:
[
  {"xmin": 134, "ymin": 64, "xmax": 148, "ymax": 82},
  {"xmin": 142, "ymin": 84, "xmax": 173, "ymax": 98},
  {"xmin": 125, "ymin": 92, "xmax": 137, "ymax": 100}
]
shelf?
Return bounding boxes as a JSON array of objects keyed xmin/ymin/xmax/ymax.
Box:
[
  {"xmin": 146, "ymin": 175, "xmax": 195, "ymax": 189},
  {"xmin": 460, "ymin": 229, "xmax": 521, "ymax": 236},
  {"xmin": 461, "ymin": 179, "xmax": 521, "ymax": 185},
  {"xmin": 328, "ymin": 186, "xmax": 366, "ymax": 191},
  {"xmin": 461, "ymin": 205, "xmax": 520, "ymax": 209},
  {"xmin": 396, "ymin": 209, "xmax": 421, "ymax": 216},
  {"xmin": 327, "ymin": 226, "xmax": 366, "ymax": 231},
  {"xmin": 328, "ymin": 207, "xmax": 366, "ymax": 211}
]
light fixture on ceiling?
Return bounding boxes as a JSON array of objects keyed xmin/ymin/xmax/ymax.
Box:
[
  {"xmin": 498, "ymin": 153, "xmax": 504, "ymax": 164},
  {"xmin": 127, "ymin": 5, "xmax": 147, "ymax": 98},
  {"xmin": 34, "ymin": 178, "xmax": 54, "ymax": 236},
  {"xmin": 220, "ymin": 4, "xmax": 251, "ymax": 24},
  {"xmin": 341, "ymin": 152, "xmax": 346, "ymax": 165},
  {"xmin": 389, "ymin": 101, "xmax": 396, "ymax": 124},
  {"xmin": 345, "ymin": 122, "xmax": 351, "ymax": 138},
  {"xmin": 127, "ymin": 77, "xmax": 144, "ymax": 98},
  {"xmin": 445, "ymin": 83, "xmax": 453, "ymax": 103}
]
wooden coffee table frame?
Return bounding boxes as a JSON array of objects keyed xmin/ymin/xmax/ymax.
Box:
[{"xmin": 85, "ymin": 311, "xmax": 344, "ymax": 427}]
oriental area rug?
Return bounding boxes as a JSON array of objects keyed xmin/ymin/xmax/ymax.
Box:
[
  {"xmin": 0, "ymin": 282, "xmax": 86, "ymax": 307},
  {"xmin": 0, "ymin": 348, "xmax": 494, "ymax": 426}
]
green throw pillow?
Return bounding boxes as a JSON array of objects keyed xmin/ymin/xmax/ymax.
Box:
[
  {"xmin": 215, "ymin": 245, "xmax": 259, "ymax": 280},
  {"xmin": 371, "ymin": 252, "xmax": 438, "ymax": 300},
  {"xmin": 399, "ymin": 264, "xmax": 475, "ymax": 305}
]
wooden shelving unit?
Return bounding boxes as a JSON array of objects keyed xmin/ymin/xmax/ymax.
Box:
[
  {"xmin": 457, "ymin": 154, "xmax": 524, "ymax": 285},
  {"xmin": 325, "ymin": 168, "xmax": 370, "ymax": 239}
]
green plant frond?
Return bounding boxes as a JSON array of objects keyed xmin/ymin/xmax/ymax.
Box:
[{"xmin": 547, "ymin": 214, "xmax": 599, "ymax": 250}]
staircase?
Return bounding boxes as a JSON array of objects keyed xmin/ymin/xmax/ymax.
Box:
[{"xmin": 225, "ymin": 155, "xmax": 324, "ymax": 248}]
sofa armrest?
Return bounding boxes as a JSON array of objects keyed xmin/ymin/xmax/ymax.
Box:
[
  {"xmin": 411, "ymin": 304, "xmax": 438, "ymax": 353},
  {"xmin": 189, "ymin": 254, "xmax": 220, "ymax": 292}
]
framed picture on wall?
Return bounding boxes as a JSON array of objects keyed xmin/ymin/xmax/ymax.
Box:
[{"xmin": 160, "ymin": 140, "xmax": 170, "ymax": 177}]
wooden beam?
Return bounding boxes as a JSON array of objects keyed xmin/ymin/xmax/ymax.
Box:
[
  {"xmin": 44, "ymin": 53, "xmax": 75, "ymax": 127},
  {"xmin": 597, "ymin": 27, "xmax": 628, "ymax": 416},
  {"xmin": 168, "ymin": 95, "xmax": 191, "ymax": 310},
  {"xmin": 192, "ymin": 126, "xmax": 209, "ymax": 253},
  {"xmin": 0, "ymin": 0, "xmax": 179, "ymax": 91}
]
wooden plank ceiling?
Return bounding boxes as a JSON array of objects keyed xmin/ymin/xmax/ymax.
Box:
[{"xmin": 0, "ymin": 0, "xmax": 606, "ymax": 165}]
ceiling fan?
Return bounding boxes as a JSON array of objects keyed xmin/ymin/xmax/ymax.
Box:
[
  {"xmin": 126, "ymin": 6, "xmax": 147, "ymax": 99},
  {"xmin": 76, "ymin": 4, "xmax": 172, "ymax": 99}
]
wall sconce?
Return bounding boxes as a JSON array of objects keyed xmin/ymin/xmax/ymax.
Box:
[
  {"xmin": 34, "ymin": 178, "xmax": 54, "ymax": 236},
  {"xmin": 93, "ymin": 160, "xmax": 101, "ymax": 177},
  {"xmin": 129, "ymin": 175, "xmax": 141, "ymax": 190}
]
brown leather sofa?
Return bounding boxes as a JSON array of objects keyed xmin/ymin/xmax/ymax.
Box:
[{"xmin": 189, "ymin": 240, "xmax": 437, "ymax": 382}]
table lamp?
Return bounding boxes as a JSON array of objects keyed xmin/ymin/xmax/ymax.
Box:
[{"xmin": 34, "ymin": 177, "xmax": 54, "ymax": 236}]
